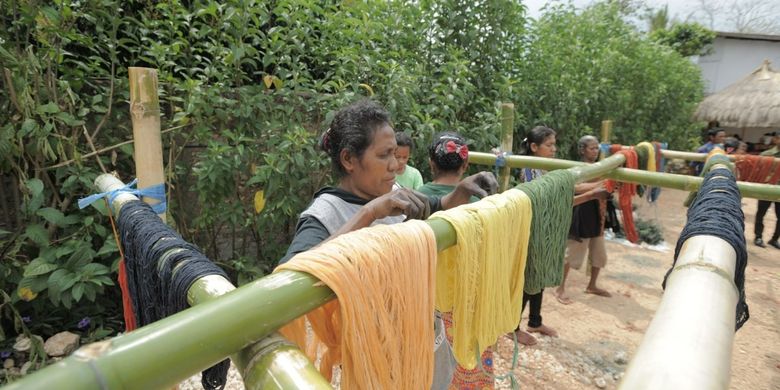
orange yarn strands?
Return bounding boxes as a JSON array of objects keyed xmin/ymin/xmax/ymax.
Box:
[
  {"xmin": 605, "ymin": 145, "xmax": 639, "ymax": 243},
  {"xmin": 734, "ymin": 155, "xmax": 780, "ymax": 184},
  {"xmin": 275, "ymin": 220, "xmax": 437, "ymax": 390},
  {"xmin": 104, "ymin": 198, "xmax": 136, "ymax": 331}
]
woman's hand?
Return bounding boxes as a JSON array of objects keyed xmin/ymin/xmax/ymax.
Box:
[
  {"xmin": 442, "ymin": 172, "xmax": 498, "ymax": 209},
  {"xmin": 365, "ymin": 188, "xmax": 431, "ymax": 220},
  {"xmin": 328, "ymin": 189, "xmax": 430, "ymax": 242},
  {"xmin": 573, "ymin": 182, "xmax": 610, "ymax": 206}
]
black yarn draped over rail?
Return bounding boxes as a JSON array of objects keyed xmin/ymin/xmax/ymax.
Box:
[
  {"xmin": 662, "ymin": 168, "xmax": 749, "ymax": 330},
  {"xmin": 117, "ymin": 200, "xmax": 230, "ymax": 389}
]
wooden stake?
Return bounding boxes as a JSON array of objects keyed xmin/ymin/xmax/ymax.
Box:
[
  {"xmin": 601, "ymin": 120, "xmax": 612, "ymax": 144},
  {"xmin": 499, "ymin": 103, "xmax": 514, "ymax": 192},
  {"xmin": 128, "ymin": 67, "xmax": 166, "ymax": 222}
]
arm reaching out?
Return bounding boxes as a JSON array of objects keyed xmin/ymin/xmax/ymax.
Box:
[{"xmin": 441, "ymin": 172, "xmax": 499, "ymax": 209}]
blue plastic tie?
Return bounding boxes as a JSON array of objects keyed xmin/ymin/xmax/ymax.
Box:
[
  {"xmin": 78, "ymin": 179, "xmax": 167, "ymax": 214},
  {"xmin": 600, "ymin": 143, "xmax": 611, "ymax": 156},
  {"xmin": 494, "ymin": 151, "xmax": 512, "ymax": 167}
]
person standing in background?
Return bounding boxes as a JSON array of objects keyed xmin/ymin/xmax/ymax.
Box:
[
  {"xmin": 555, "ymin": 135, "xmax": 612, "ymax": 305},
  {"xmin": 691, "ymin": 128, "xmax": 726, "ymax": 175},
  {"xmin": 395, "ymin": 132, "xmax": 424, "ymax": 189},
  {"xmin": 754, "ymin": 131, "xmax": 780, "ymax": 249}
]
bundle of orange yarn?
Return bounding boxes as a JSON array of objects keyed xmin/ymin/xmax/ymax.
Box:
[{"xmin": 276, "ymin": 220, "xmax": 437, "ymax": 390}]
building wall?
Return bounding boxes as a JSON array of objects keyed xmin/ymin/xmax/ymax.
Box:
[{"xmin": 697, "ymin": 37, "xmax": 780, "ymax": 95}]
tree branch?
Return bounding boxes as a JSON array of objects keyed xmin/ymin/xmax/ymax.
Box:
[{"xmin": 40, "ymin": 125, "xmax": 187, "ymax": 170}]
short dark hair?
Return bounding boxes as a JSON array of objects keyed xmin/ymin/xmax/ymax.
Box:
[
  {"xmin": 395, "ymin": 132, "xmax": 414, "ymax": 149},
  {"xmin": 428, "ymin": 132, "xmax": 468, "ymax": 172},
  {"xmin": 723, "ymin": 137, "xmax": 740, "ymax": 153},
  {"xmin": 321, "ymin": 99, "xmax": 391, "ymax": 176},
  {"xmin": 707, "ymin": 128, "xmax": 725, "ymax": 138},
  {"xmin": 520, "ymin": 126, "xmax": 556, "ymax": 156}
]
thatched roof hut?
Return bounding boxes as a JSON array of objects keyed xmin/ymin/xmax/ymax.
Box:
[{"xmin": 694, "ymin": 60, "xmax": 780, "ymax": 128}]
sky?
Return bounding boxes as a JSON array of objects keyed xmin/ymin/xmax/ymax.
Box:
[{"xmin": 522, "ymin": 0, "xmax": 780, "ymax": 33}]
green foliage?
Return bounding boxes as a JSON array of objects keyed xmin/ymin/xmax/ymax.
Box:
[
  {"xmin": 651, "ymin": 22, "xmax": 716, "ymax": 57},
  {"xmin": 1, "ymin": 0, "xmax": 705, "ymax": 357},
  {"xmin": 515, "ymin": 3, "xmax": 704, "ymax": 156},
  {"xmin": 646, "ymin": 4, "xmax": 669, "ymax": 32},
  {"xmin": 636, "ymin": 218, "xmax": 664, "ymax": 245}
]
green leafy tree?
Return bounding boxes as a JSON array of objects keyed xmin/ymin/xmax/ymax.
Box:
[{"xmin": 650, "ymin": 22, "xmax": 717, "ymax": 57}]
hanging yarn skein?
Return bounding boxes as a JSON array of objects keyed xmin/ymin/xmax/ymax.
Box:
[
  {"xmin": 733, "ymin": 154, "xmax": 780, "ymax": 184},
  {"xmin": 662, "ymin": 166, "xmax": 749, "ymax": 330},
  {"xmin": 515, "ymin": 170, "xmax": 576, "ymax": 294},
  {"xmin": 635, "ymin": 141, "xmax": 657, "ymax": 198},
  {"xmin": 648, "ymin": 142, "xmax": 666, "ymax": 202},
  {"xmin": 683, "ymin": 150, "xmax": 734, "ymax": 207},
  {"xmin": 116, "ymin": 200, "xmax": 230, "ymax": 390},
  {"xmin": 430, "ymin": 188, "xmax": 532, "ymax": 369},
  {"xmin": 605, "ymin": 145, "xmax": 639, "ymax": 243},
  {"xmin": 276, "ymin": 220, "xmax": 437, "ymax": 390}
]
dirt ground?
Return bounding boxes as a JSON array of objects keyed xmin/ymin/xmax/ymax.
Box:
[{"xmin": 181, "ymin": 188, "xmax": 780, "ymax": 390}]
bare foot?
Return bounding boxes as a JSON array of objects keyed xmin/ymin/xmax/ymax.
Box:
[
  {"xmin": 512, "ymin": 329, "xmax": 537, "ymax": 346},
  {"xmin": 585, "ymin": 286, "xmax": 612, "ymax": 297},
  {"xmin": 527, "ymin": 324, "xmax": 558, "ymax": 337},
  {"xmin": 554, "ymin": 288, "xmax": 573, "ymax": 305}
]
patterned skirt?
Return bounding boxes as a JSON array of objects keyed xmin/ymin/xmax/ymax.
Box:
[{"xmin": 441, "ymin": 313, "xmax": 495, "ymax": 390}]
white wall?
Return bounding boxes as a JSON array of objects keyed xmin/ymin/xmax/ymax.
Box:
[{"xmin": 697, "ymin": 37, "xmax": 780, "ymax": 95}]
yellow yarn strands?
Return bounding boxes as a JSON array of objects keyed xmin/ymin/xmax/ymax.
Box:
[
  {"xmin": 516, "ymin": 169, "xmax": 576, "ymax": 294},
  {"xmin": 275, "ymin": 220, "xmax": 437, "ymax": 390},
  {"xmin": 430, "ymin": 189, "xmax": 532, "ymax": 369},
  {"xmin": 636, "ymin": 141, "xmax": 657, "ymax": 172}
]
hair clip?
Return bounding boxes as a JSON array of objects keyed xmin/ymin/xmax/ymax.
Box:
[{"xmin": 320, "ymin": 128, "xmax": 332, "ymax": 151}]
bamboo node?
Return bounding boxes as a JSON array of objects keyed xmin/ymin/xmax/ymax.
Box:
[
  {"xmin": 130, "ymin": 101, "xmax": 160, "ymax": 119},
  {"xmin": 73, "ymin": 340, "xmax": 113, "ymax": 360}
]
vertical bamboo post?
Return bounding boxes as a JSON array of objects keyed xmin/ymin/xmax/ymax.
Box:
[
  {"xmin": 601, "ymin": 120, "xmax": 612, "ymax": 144},
  {"xmin": 498, "ymin": 103, "xmax": 514, "ymax": 192},
  {"xmin": 129, "ymin": 67, "xmax": 166, "ymax": 222}
]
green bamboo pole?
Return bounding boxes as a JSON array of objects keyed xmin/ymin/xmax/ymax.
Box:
[
  {"xmin": 0, "ymin": 175, "xmax": 332, "ymax": 390},
  {"xmin": 102, "ymin": 174, "xmax": 331, "ymax": 390},
  {"xmin": 601, "ymin": 120, "xmax": 612, "ymax": 144},
  {"xmin": 468, "ymin": 152, "xmax": 780, "ymax": 201},
  {"xmin": 619, "ymin": 164, "xmax": 738, "ymax": 389},
  {"xmin": 128, "ymin": 67, "xmax": 166, "ymax": 222},
  {"xmin": 498, "ymin": 103, "xmax": 514, "ymax": 192},
  {"xmin": 233, "ymin": 334, "xmax": 332, "ymax": 390},
  {"xmin": 3, "ymin": 271, "xmax": 334, "ymax": 390},
  {"xmin": 11, "ymin": 155, "xmax": 629, "ymax": 389},
  {"xmin": 631, "ymin": 147, "xmax": 780, "ymax": 164},
  {"xmin": 17, "ymin": 151, "xmax": 765, "ymax": 390}
]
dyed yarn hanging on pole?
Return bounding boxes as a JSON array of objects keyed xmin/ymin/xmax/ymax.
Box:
[
  {"xmin": 733, "ymin": 155, "xmax": 780, "ymax": 184},
  {"xmin": 276, "ymin": 221, "xmax": 437, "ymax": 390},
  {"xmin": 117, "ymin": 200, "xmax": 230, "ymax": 390},
  {"xmin": 635, "ymin": 141, "xmax": 657, "ymax": 199},
  {"xmin": 683, "ymin": 151, "xmax": 735, "ymax": 207},
  {"xmin": 430, "ymin": 188, "xmax": 532, "ymax": 370},
  {"xmin": 605, "ymin": 145, "xmax": 639, "ymax": 243},
  {"xmin": 515, "ymin": 170, "xmax": 576, "ymax": 294},
  {"xmin": 662, "ymin": 164, "xmax": 749, "ymax": 330},
  {"xmin": 648, "ymin": 142, "xmax": 667, "ymax": 202}
]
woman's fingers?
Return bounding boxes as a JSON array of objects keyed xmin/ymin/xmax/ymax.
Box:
[{"xmin": 461, "ymin": 172, "xmax": 498, "ymax": 199}]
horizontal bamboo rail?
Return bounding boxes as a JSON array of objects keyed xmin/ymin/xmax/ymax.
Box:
[
  {"xmin": 626, "ymin": 147, "xmax": 780, "ymax": 164},
  {"xmin": 619, "ymin": 164, "xmax": 738, "ymax": 389},
  {"xmin": 6, "ymin": 154, "xmax": 629, "ymax": 389},
  {"xmin": 0, "ymin": 176, "xmax": 332, "ymax": 390},
  {"xmin": 12, "ymin": 150, "xmax": 767, "ymax": 389},
  {"xmin": 468, "ymin": 152, "xmax": 780, "ymax": 201}
]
